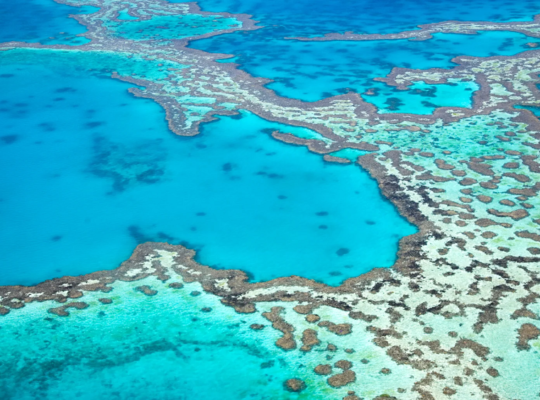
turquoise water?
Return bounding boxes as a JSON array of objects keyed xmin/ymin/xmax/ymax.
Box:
[
  {"xmin": 0, "ymin": 275, "xmax": 317, "ymax": 400},
  {"xmin": 515, "ymin": 104, "xmax": 540, "ymax": 116},
  {"xmin": 117, "ymin": 9, "xmax": 138, "ymax": 20},
  {"xmin": 3, "ymin": 1, "xmax": 538, "ymax": 399},
  {"xmin": 0, "ymin": 53, "xmax": 416, "ymax": 286},
  {"xmin": 0, "ymin": 270, "xmax": 419, "ymax": 400},
  {"xmin": 328, "ymin": 149, "xmax": 367, "ymax": 162},
  {"xmin": 366, "ymin": 79, "xmax": 479, "ymax": 114},
  {"xmin": 0, "ymin": 0, "xmax": 97, "ymax": 45},
  {"xmin": 0, "ymin": 48, "xmax": 188, "ymax": 80},
  {"xmin": 105, "ymin": 13, "xmax": 242, "ymax": 40}
]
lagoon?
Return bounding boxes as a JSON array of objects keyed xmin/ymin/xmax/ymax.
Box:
[{"xmin": 0, "ymin": 54, "xmax": 416, "ymax": 286}]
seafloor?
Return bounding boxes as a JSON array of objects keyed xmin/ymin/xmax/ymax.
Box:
[{"xmin": 0, "ymin": 0, "xmax": 540, "ymax": 399}]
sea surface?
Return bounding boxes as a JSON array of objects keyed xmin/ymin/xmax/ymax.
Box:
[
  {"xmin": 190, "ymin": 3, "xmax": 540, "ymax": 105},
  {"xmin": 186, "ymin": 0, "xmax": 538, "ymax": 36},
  {"xmin": 0, "ymin": 0, "xmax": 97, "ymax": 45},
  {"xmin": 0, "ymin": 55, "xmax": 415, "ymax": 286},
  {"xmin": 1, "ymin": 0, "xmax": 539, "ymax": 399}
]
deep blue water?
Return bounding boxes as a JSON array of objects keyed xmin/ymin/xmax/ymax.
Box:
[
  {"xmin": 0, "ymin": 0, "xmax": 97, "ymax": 45},
  {"xmin": 183, "ymin": 0, "xmax": 538, "ymax": 36},
  {"xmin": 0, "ymin": 56, "xmax": 416, "ymax": 286},
  {"xmin": 186, "ymin": 0, "xmax": 540, "ymax": 106},
  {"xmin": 191, "ymin": 26, "xmax": 540, "ymax": 104}
]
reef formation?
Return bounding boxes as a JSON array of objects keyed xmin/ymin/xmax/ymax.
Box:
[
  {"xmin": 286, "ymin": 15, "xmax": 540, "ymax": 42},
  {"xmin": 1, "ymin": 0, "xmax": 540, "ymax": 399}
]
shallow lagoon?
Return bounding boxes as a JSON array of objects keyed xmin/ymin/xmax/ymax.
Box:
[
  {"xmin": 0, "ymin": 275, "xmax": 311, "ymax": 400},
  {"xmin": 0, "ymin": 54, "xmax": 416, "ymax": 286},
  {"xmin": 0, "ymin": 268, "xmax": 418, "ymax": 400},
  {"xmin": 105, "ymin": 13, "xmax": 242, "ymax": 40}
]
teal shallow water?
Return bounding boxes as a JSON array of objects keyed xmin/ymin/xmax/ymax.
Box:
[
  {"xmin": 0, "ymin": 266, "xmax": 421, "ymax": 400},
  {"xmin": 0, "ymin": 51, "xmax": 416, "ymax": 286},
  {"xmin": 117, "ymin": 9, "xmax": 139, "ymax": 20},
  {"xmin": 105, "ymin": 13, "xmax": 242, "ymax": 41},
  {"xmin": 0, "ymin": 274, "xmax": 314, "ymax": 400}
]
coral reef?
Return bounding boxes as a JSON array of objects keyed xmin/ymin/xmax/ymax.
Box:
[
  {"xmin": 286, "ymin": 14, "xmax": 540, "ymax": 42},
  {"xmin": 1, "ymin": 0, "xmax": 540, "ymax": 398}
]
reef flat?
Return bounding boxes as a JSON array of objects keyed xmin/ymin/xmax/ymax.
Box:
[
  {"xmin": 1, "ymin": 0, "xmax": 540, "ymax": 399},
  {"xmin": 286, "ymin": 15, "xmax": 540, "ymax": 42}
]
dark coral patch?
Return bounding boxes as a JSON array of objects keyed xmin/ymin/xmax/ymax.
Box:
[
  {"xmin": 55, "ymin": 87, "xmax": 77, "ymax": 93},
  {"xmin": 260, "ymin": 360, "xmax": 274, "ymax": 369},
  {"xmin": 128, "ymin": 225, "xmax": 152, "ymax": 244},
  {"xmin": 85, "ymin": 121, "xmax": 105, "ymax": 129},
  {"xmin": 284, "ymin": 378, "xmax": 306, "ymax": 392},
  {"xmin": 38, "ymin": 122, "xmax": 56, "ymax": 132},
  {"xmin": 336, "ymin": 248, "xmax": 350, "ymax": 256},
  {"xmin": 1, "ymin": 135, "xmax": 19, "ymax": 145}
]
